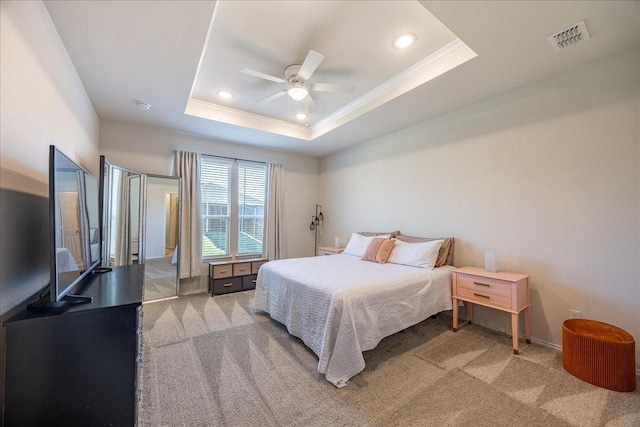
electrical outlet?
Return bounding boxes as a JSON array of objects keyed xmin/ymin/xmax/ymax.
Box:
[{"xmin": 569, "ymin": 309, "xmax": 581, "ymax": 319}]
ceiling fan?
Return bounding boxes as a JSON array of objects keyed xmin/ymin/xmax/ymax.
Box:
[{"xmin": 241, "ymin": 50, "xmax": 355, "ymax": 112}]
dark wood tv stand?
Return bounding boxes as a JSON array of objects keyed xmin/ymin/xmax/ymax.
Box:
[{"xmin": 2, "ymin": 264, "xmax": 144, "ymax": 426}]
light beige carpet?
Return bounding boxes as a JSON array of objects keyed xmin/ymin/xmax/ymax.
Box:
[
  {"xmin": 143, "ymin": 256, "xmax": 177, "ymax": 301},
  {"xmin": 138, "ymin": 291, "xmax": 639, "ymax": 426}
]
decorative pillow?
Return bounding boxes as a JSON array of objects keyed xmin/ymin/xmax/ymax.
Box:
[
  {"xmin": 395, "ymin": 234, "xmax": 454, "ymax": 267},
  {"xmin": 362, "ymin": 238, "xmax": 385, "ymax": 262},
  {"xmin": 361, "ymin": 238, "xmax": 396, "ymax": 263},
  {"xmin": 343, "ymin": 233, "xmax": 390, "ymax": 257},
  {"xmin": 376, "ymin": 238, "xmax": 396, "ymax": 263},
  {"xmin": 386, "ymin": 239, "xmax": 444, "ymax": 270},
  {"xmin": 359, "ymin": 230, "xmax": 401, "ymax": 238}
]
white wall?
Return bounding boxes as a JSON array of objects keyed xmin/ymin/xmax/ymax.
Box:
[
  {"xmin": 0, "ymin": 0, "xmax": 100, "ymax": 413},
  {"xmin": 99, "ymin": 120, "xmax": 320, "ymax": 292},
  {"xmin": 320, "ymin": 48, "xmax": 640, "ymax": 367},
  {"xmin": 0, "ymin": 0, "xmax": 100, "ymax": 314}
]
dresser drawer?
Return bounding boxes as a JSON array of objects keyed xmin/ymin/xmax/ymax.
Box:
[
  {"xmin": 457, "ymin": 285, "xmax": 512, "ymax": 310},
  {"xmin": 252, "ymin": 260, "xmax": 267, "ymax": 274},
  {"xmin": 212, "ymin": 264, "xmax": 233, "ymax": 279},
  {"xmin": 212, "ymin": 277, "xmax": 242, "ymax": 294},
  {"xmin": 233, "ymin": 262, "xmax": 251, "ymax": 276},
  {"xmin": 242, "ymin": 274, "xmax": 257, "ymax": 290},
  {"xmin": 456, "ymin": 273, "xmax": 512, "ymax": 297}
]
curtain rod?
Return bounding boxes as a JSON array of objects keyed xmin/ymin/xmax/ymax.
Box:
[{"xmin": 201, "ymin": 153, "xmax": 266, "ymax": 166}]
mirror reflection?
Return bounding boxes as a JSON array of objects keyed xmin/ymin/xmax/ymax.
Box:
[
  {"xmin": 100, "ymin": 157, "xmax": 143, "ymax": 268},
  {"xmin": 55, "ymin": 163, "xmax": 99, "ymax": 273},
  {"xmin": 142, "ymin": 175, "xmax": 180, "ymax": 301},
  {"xmin": 100, "ymin": 157, "xmax": 181, "ymax": 302}
]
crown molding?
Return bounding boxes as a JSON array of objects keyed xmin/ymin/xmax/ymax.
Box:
[
  {"xmin": 310, "ymin": 39, "xmax": 477, "ymax": 139},
  {"xmin": 185, "ymin": 98, "xmax": 312, "ymax": 140}
]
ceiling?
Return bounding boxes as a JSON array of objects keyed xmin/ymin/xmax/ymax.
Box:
[{"xmin": 45, "ymin": 1, "xmax": 640, "ymax": 157}]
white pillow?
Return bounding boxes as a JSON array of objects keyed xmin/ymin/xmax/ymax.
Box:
[
  {"xmin": 386, "ymin": 239, "xmax": 444, "ymax": 270},
  {"xmin": 342, "ymin": 233, "xmax": 390, "ymax": 257}
]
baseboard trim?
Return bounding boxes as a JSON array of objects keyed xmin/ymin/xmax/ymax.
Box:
[
  {"xmin": 440, "ymin": 312, "xmax": 640, "ymax": 375},
  {"xmin": 179, "ymin": 289, "xmax": 208, "ymax": 296},
  {"xmin": 143, "ymin": 296, "xmax": 179, "ymax": 305}
]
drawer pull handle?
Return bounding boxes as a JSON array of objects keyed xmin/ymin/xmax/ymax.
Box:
[
  {"xmin": 238, "ymin": 267, "xmax": 247, "ymax": 271},
  {"xmin": 252, "ymin": 280, "xmax": 257, "ymax": 284},
  {"xmin": 223, "ymin": 283, "xmax": 233, "ymax": 287},
  {"xmin": 473, "ymin": 293, "xmax": 490, "ymax": 299},
  {"xmin": 220, "ymin": 269, "xmax": 228, "ymax": 274},
  {"xmin": 474, "ymin": 281, "xmax": 491, "ymax": 287}
]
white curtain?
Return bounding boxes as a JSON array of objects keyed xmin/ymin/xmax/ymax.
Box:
[
  {"xmin": 174, "ymin": 151, "xmax": 202, "ymax": 279},
  {"xmin": 264, "ymin": 163, "xmax": 285, "ymax": 260}
]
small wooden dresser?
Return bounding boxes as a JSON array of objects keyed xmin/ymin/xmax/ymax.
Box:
[
  {"xmin": 452, "ymin": 266, "xmax": 531, "ymax": 354},
  {"xmin": 209, "ymin": 258, "xmax": 268, "ymax": 295}
]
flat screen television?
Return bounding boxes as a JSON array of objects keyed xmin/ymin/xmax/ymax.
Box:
[{"xmin": 29, "ymin": 146, "xmax": 101, "ymax": 309}]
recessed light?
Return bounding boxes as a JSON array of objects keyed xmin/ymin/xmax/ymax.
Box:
[
  {"xmin": 217, "ymin": 90, "xmax": 234, "ymax": 99},
  {"xmin": 393, "ymin": 33, "xmax": 416, "ymax": 49},
  {"xmin": 295, "ymin": 113, "xmax": 307, "ymax": 120}
]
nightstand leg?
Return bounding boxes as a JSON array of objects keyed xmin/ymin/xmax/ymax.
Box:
[
  {"xmin": 466, "ymin": 302, "xmax": 473, "ymax": 324},
  {"xmin": 452, "ymin": 298, "xmax": 459, "ymax": 332},
  {"xmin": 512, "ymin": 313, "xmax": 519, "ymax": 355},
  {"xmin": 524, "ymin": 306, "xmax": 531, "ymax": 344}
]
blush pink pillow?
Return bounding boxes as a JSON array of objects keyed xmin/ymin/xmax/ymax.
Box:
[
  {"xmin": 362, "ymin": 238, "xmax": 385, "ymax": 262},
  {"xmin": 376, "ymin": 239, "xmax": 396, "ymax": 263},
  {"xmin": 362, "ymin": 238, "xmax": 396, "ymax": 263}
]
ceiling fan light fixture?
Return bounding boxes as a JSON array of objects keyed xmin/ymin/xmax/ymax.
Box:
[
  {"xmin": 288, "ymin": 84, "xmax": 308, "ymax": 101},
  {"xmin": 393, "ymin": 32, "xmax": 416, "ymax": 49}
]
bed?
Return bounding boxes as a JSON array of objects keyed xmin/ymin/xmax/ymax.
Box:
[{"xmin": 253, "ymin": 234, "xmax": 455, "ymax": 387}]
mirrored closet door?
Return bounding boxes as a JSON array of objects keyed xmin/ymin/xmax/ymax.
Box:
[
  {"xmin": 141, "ymin": 175, "xmax": 181, "ymax": 301},
  {"xmin": 100, "ymin": 156, "xmax": 144, "ymax": 268},
  {"xmin": 100, "ymin": 158, "xmax": 181, "ymax": 302}
]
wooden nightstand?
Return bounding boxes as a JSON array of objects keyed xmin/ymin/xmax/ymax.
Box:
[
  {"xmin": 316, "ymin": 246, "xmax": 345, "ymax": 256},
  {"xmin": 452, "ymin": 266, "xmax": 531, "ymax": 354}
]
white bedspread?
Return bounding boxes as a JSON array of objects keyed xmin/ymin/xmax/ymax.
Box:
[{"xmin": 252, "ymin": 254, "xmax": 454, "ymax": 387}]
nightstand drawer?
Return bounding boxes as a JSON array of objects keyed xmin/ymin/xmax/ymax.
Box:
[
  {"xmin": 233, "ymin": 262, "xmax": 251, "ymax": 276},
  {"xmin": 457, "ymin": 286, "xmax": 511, "ymax": 309},
  {"xmin": 212, "ymin": 264, "xmax": 233, "ymax": 279},
  {"xmin": 456, "ymin": 274, "xmax": 512, "ymax": 297},
  {"xmin": 212, "ymin": 277, "xmax": 242, "ymax": 294}
]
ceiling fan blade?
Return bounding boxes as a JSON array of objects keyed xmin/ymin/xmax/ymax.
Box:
[
  {"xmin": 311, "ymin": 82, "xmax": 356, "ymax": 93},
  {"xmin": 257, "ymin": 90, "xmax": 287, "ymax": 104},
  {"xmin": 297, "ymin": 50, "xmax": 324, "ymax": 81},
  {"xmin": 241, "ymin": 68, "xmax": 286, "ymax": 84},
  {"xmin": 303, "ymin": 94, "xmax": 318, "ymax": 113}
]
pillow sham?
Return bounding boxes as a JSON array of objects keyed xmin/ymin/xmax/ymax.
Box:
[
  {"xmin": 343, "ymin": 233, "xmax": 390, "ymax": 257},
  {"xmin": 361, "ymin": 238, "xmax": 396, "ymax": 263},
  {"xmin": 395, "ymin": 234, "xmax": 454, "ymax": 267},
  {"xmin": 386, "ymin": 238, "xmax": 444, "ymax": 270}
]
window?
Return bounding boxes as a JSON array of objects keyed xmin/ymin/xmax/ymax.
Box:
[{"xmin": 201, "ymin": 156, "xmax": 266, "ymax": 259}]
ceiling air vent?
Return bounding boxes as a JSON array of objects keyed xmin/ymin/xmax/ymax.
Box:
[{"xmin": 547, "ymin": 20, "xmax": 590, "ymax": 52}]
